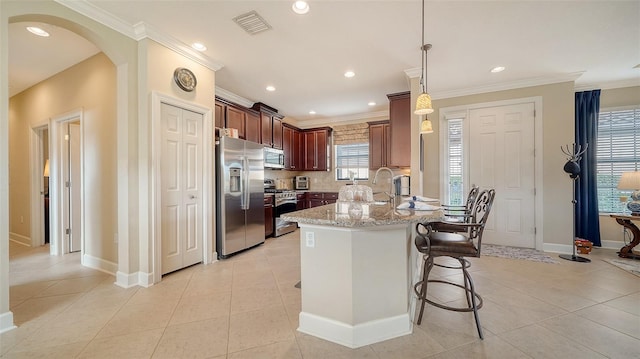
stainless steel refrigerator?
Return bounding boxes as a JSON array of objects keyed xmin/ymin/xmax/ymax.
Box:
[{"xmin": 216, "ymin": 136, "xmax": 265, "ymax": 258}]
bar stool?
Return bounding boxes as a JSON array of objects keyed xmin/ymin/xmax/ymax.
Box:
[{"xmin": 413, "ymin": 189, "xmax": 495, "ymax": 339}]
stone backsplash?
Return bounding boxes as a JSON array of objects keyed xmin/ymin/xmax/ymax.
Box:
[{"xmin": 265, "ymin": 168, "xmax": 411, "ymax": 197}]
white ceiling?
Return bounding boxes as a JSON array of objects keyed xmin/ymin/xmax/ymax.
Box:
[{"xmin": 8, "ymin": 0, "xmax": 640, "ymax": 123}]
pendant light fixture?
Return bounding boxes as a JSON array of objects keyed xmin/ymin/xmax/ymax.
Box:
[{"xmin": 416, "ymin": 0, "xmax": 434, "ymax": 134}]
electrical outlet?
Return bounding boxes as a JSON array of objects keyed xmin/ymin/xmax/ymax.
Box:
[
  {"xmin": 305, "ymin": 231, "xmax": 315, "ymax": 248},
  {"xmin": 20, "ymin": 215, "xmax": 24, "ymax": 223}
]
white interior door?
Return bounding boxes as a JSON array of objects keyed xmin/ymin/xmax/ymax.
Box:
[
  {"xmin": 161, "ymin": 103, "xmax": 204, "ymax": 274},
  {"xmin": 69, "ymin": 122, "xmax": 81, "ymax": 252},
  {"xmin": 469, "ymin": 102, "xmax": 536, "ymax": 248}
]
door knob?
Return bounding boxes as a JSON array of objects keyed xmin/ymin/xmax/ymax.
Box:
[{"xmin": 189, "ymin": 195, "xmax": 197, "ymax": 199}]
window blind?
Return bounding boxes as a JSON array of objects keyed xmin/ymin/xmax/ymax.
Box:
[
  {"xmin": 447, "ymin": 119, "xmax": 464, "ymax": 205},
  {"xmin": 597, "ymin": 107, "xmax": 640, "ymax": 213},
  {"xmin": 335, "ymin": 143, "xmax": 369, "ymax": 180}
]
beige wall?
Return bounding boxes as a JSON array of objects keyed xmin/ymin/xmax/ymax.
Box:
[
  {"xmin": 138, "ymin": 38, "xmax": 216, "ymax": 274},
  {"xmin": 598, "ymin": 86, "xmax": 640, "ymax": 244},
  {"xmin": 9, "ymin": 53, "xmax": 118, "ymax": 262},
  {"xmin": 425, "ymin": 82, "xmax": 575, "ymax": 247}
]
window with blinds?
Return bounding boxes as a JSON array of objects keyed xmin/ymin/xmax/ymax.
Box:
[
  {"xmin": 597, "ymin": 107, "xmax": 640, "ymax": 213},
  {"xmin": 446, "ymin": 119, "xmax": 464, "ymax": 205},
  {"xmin": 335, "ymin": 143, "xmax": 369, "ymax": 181}
]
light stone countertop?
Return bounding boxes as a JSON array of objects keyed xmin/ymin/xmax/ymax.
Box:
[{"xmin": 282, "ymin": 201, "xmax": 444, "ymax": 228}]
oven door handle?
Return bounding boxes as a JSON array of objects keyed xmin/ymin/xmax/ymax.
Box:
[{"xmin": 276, "ymin": 199, "xmax": 297, "ymax": 206}]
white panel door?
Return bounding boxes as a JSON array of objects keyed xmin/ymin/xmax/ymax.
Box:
[
  {"xmin": 469, "ymin": 102, "xmax": 535, "ymax": 248},
  {"xmin": 161, "ymin": 103, "xmax": 204, "ymax": 274},
  {"xmin": 69, "ymin": 122, "xmax": 81, "ymax": 252}
]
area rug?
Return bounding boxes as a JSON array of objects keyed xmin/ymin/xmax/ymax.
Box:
[
  {"xmin": 481, "ymin": 244, "xmax": 558, "ymax": 264},
  {"xmin": 603, "ymin": 258, "xmax": 640, "ymax": 277}
]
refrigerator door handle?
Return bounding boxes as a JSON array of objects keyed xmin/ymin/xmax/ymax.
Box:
[
  {"xmin": 243, "ymin": 156, "xmax": 250, "ymax": 210},
  {"xmin": 239, "ymin": 157, "xmax": 246, "ymax": 210}
]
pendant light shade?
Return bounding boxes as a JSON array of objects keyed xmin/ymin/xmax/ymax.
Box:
[
  {"xmin": 420, "ymin": 118, "xmax": 433, "ymax": 134},
  {"xmin": 415, "ymin": 93, "xmax": 434, "ymax": 115}
]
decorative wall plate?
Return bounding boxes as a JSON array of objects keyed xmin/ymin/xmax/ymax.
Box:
[{"xmin": 174, "ymin": 67, "xmax": 197, "ymax": 92}]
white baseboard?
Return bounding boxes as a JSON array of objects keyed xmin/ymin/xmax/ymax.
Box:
[
  {"xmin": 545, "ymin": 240, "xmax": 623, "ymax": 254},
  {"xmin": 9, "ymin": 232, "xmax": 30, "ymax": 247},
  {"xmin": 298, "ymin": 312, "xmax": 412, "ymax": 349},
  {"xmin": 0, "ymin": 311, "xmax": 16, "ymax": 334},
  {"xmin": 115, "ymin": 271, "xmax": 154, "ymax": 288},
  {"xmin": 82, "ymin": 254, "xmax": 117, "ymax": 276}
]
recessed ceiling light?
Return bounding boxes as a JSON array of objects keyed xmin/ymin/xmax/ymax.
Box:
[
  {"xmin": 266, "ymin": 85, "xmax": 276, "ymax": 92},
  {"xmin": 191, "ymin": 42, "xmax": 207, "ymax": 51},
  {"xmin": 368, "ymin": 101, "xmax": 376, "ymax": 106},
  {"xmin": 26, "ymin": 26, "xmax": 49, "ymax": 37},
  {"xmin": 490, "ymin": 66, "xmax": 505, "ymax": 73},
  {"xmin": 292, "ymin": 1, "xmax": 310, "ymax": 15},
  {"xmin": 344, "ymin": 71, "xmax": 355, "ymax": 78},
  {"xmin": 309, "ymin": 110, "xmax": 316, "ymax": 115}
]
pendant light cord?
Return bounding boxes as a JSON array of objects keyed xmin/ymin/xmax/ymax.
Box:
[{"xmin": 420, "ymin": 0, "xmax": 425, "ymax": 93}]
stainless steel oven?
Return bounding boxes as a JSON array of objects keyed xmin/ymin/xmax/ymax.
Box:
[{"xmin": 273, "ymin": 191, "xmax": 298, "ymax": 236}]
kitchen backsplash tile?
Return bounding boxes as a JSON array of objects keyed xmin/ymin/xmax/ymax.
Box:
[{"xmin": 265, "ymin": 168, "xmax": 410, "ymax": 195}]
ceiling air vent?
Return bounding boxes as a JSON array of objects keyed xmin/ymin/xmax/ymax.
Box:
[{"xmin": 233, "ymin": 10, "xmax": 272, "ymax": 35}]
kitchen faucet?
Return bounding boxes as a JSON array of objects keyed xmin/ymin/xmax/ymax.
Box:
[{"xmin": 372, "ymin": 167, "xmax": 395, "ymax": 206}]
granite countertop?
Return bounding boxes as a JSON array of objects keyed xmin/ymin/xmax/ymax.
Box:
[{"xmin": 282, "ymin": 201, "xmax": 444, "ymax": 228}]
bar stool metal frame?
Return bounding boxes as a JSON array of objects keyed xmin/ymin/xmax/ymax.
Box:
[{"xmin": 413, "ymin": 189, "xmax": 495, "ymax": 339}]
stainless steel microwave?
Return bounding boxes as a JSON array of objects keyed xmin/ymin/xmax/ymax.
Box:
[{"xmin": 264, "ymin": 147, "xmax": 285, "ymax": 169}]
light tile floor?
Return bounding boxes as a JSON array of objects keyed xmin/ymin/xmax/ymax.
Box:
[{"xmin": 2, "ymin": 232, "xmax": 639, "ymax": 358}]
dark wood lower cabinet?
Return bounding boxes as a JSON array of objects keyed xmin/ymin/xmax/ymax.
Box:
[
  {"xmin": 306, "ymin": 192, "xmax": 338, "ymax": 208},
  {"xmin": 265, "ymin": 195, "xmax": 274, "ymax": 237}
]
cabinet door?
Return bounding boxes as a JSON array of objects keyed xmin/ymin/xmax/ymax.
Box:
[
  {"xmin": 293, "ymin": 129, "xmax": 303, "ymax": 170},
  {"xmin": 284, "ymin": 126, "xmax": 303, "ymax": 170},
  {"xmin": 226, "ymin": 106, "xmax": 246, "ymax": 139},
  {"xmin": 369, "ymin": 123, "xmax": 386, "ymax": 169},
  {"xmin": 264, "ymin": 203, "xmax": 274, "ymax": 237},
  {"xmin": 283, "ymin": 126, "xmax": 293, "ymax": 169},
  {"xmin": 260, "ymin": 113, "xmax": 272, "ymax": 147},
  {"xmin": 245, "ymin": 111, "xmax": 261, "ymax": 143},
  {"xmin": 388, "ymin": 93, "xmax": 410, "ymax": 167},
  {"xmin": 304, "ymin": 131, "xmax": 316, "ymax": 171},
  {"xmin": 315, "ymin": 130, "xmax": 328, "ymax": 171},
  {"xmin": 214, "ymin": 101, "xmax": 224, "ymax": 129},
  {"xmin": 272, "ymin": 117, "xmax": 283, "ymax": 149}
]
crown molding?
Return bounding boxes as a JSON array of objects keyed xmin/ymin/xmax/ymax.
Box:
[
  {"xmin": 294, "ymin": 110, "xmax": 389, "ymax": 129},
  {"xmin": 55, "ymin": 0, "xmax": 224, "ymax": 71},
  {"xmin": 404, "ymin": 67, "xmax": 422, "ymax": 79},
  {"xmin": 574, "ymin": 78, "xmax": 640, "ymax": 92},
  {"xmin": 215, "ymin": 87, "xmax": 255, "ymax": 108},
  {"xmin": 55, "ymin": 0, "xmax": 137, "ymax": 38},
  {"xmin": 136, "ymin": 22, "xmax": 224, "ymax": 71},
  {"xmin": 429, "ymin": 72, "xmax": 585, "ymax": 100}
]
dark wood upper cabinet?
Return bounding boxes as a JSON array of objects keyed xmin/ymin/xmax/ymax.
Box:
[
  {"xmin": 303, "ymin": 127, "xmax": 331, "ymax": 171},
  {"xmin": 252, "ymin": 102, "xmax": 284, "ymax": 149},
  {"xmin": 387, "ymin": 92, "xmax": 411, "ymax": 168},
  {"xmin": 245, "ymin": 110, "xmax": 261, "ymax": 143},
  {"xmin": 225, "ymin": 105, "xmax": 246, "ymax": 140},
  {"xmin": 283, "ymin": 124, "xmax": 302, "ymax": 170},
  {"xmin": 260, "ymin": 113, "xmax": 272, "ymax": 147},
  {"xmin": 214, "ymin": 101, "xmax": 224, "ymax": 129},
  {"xmin": 368, "ymin": 120, "xmax": 390, "ymax": 170},
  {"xmin": 272, "ymin": 117, "xmax": 283, "ymax": 149}
]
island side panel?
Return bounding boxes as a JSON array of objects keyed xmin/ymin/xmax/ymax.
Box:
[
  {"xmin": 351, "ymin": 225, "xmax": 410, "ymax": 323},
  {"xmin": 299, "ymin": 225, "xmax": 355, "ymax": 324}
]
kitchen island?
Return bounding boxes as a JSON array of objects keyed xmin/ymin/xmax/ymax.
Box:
[{"xmin": 282, "ymin": 201, "xmax": 443, "ymax": 348}]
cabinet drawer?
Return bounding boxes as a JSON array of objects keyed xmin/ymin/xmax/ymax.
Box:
[
  {"xmin": 264, "ymin": 196, "xmax": 274, "ymax": 206},
  {"xmin": 324, "ymin": 193, "xmax": 338, "ymax": 200},
  {"xmin": 307, "ymin": 192, "xmax": 323, "ymax": 199}
]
